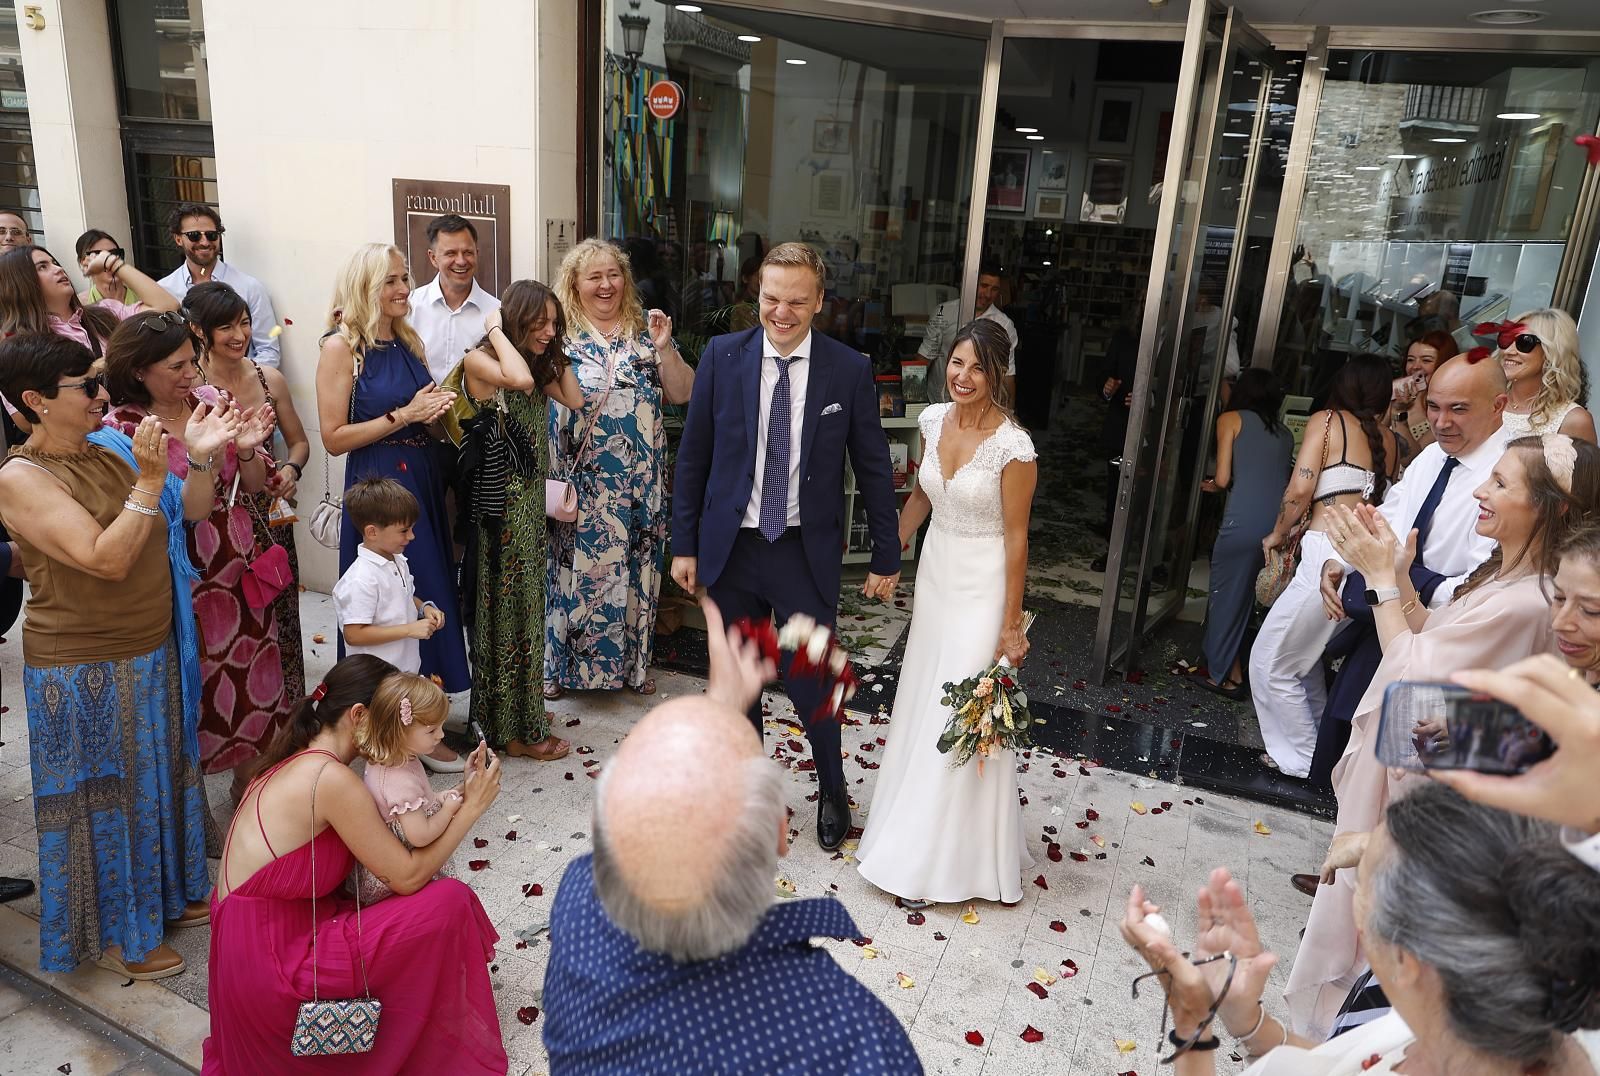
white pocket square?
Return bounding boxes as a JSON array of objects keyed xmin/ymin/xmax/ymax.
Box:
[{"xmin": 820, "ymin": 403, "xmax": 843, "ymax": 416}]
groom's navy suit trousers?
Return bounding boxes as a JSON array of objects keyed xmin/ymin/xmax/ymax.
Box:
[{"xmin": 673, "ymin": 327, "xmax": 901, "ymax": 793}]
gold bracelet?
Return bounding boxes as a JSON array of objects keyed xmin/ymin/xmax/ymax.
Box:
[{"xmin": 1401, "ymin": 599, "xmax": 1419, "ymax": 615}]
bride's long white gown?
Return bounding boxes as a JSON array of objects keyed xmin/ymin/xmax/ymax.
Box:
[{"xmin": 856, "ymin": 403, "xmax": 1036, "ymax": 904}]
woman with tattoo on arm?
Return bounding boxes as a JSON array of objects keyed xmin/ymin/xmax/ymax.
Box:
[{"xmin": 1247, "ymin": 356, "xmax": 1400, "ymax": 778}]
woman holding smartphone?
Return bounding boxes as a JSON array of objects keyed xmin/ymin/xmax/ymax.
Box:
[{"xmin": 1387, "ymin": 329, "xmax": 1454, "ymax": 459}]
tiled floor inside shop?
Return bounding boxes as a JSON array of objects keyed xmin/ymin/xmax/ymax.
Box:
[{"xmin": 0, "ymin": 586, "xmax": 1332, "ymax": 1075}]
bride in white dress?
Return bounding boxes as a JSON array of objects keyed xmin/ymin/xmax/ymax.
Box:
[{"xmin": 856, "ymin": 319, "xmax": 1038, "ymax": 905}]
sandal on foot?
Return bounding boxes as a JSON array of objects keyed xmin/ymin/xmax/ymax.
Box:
[
  {"xmin": 506, "ymin": 736, "xmax": 571, "ymax": 762},
  {"xmin": 97, "ymin": 943, "xmax": 186, "ymax": 981},
  {"xmin": 167, "ymin": 901, "xmax": 211, "ymax": 929},
  {"xmin": 543, "ymin": 682, "xmax": 564, "ymax": 701},
  {"xmin": 630, "ymin": 678, "xmax": 657, "ymax": 696},
  {"xmin": 1259, "ymin": 752, "xmax": 1281, "ymax": 771},
  {"xmin": 1198, "ymin": 676, "xmax": 1247, "ymax": 701}
]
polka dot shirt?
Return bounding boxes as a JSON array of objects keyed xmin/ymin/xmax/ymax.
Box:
[{"xmin": 543, "ymin": 855, "xmax": 923, "ymax": 1074}]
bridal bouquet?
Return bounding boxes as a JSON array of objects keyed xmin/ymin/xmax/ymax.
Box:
[
  {"xmin": 936, "ymin": 614, "xmax": 1038, "ymax": 773},
  {"xmin": 735, "ymin": 613, "xmax": 859, "ymax": 723}
]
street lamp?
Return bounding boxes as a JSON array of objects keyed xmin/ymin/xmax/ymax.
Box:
[{"xmin": 619, "ymin": 0, "xmax": 650, "ymax": 76}]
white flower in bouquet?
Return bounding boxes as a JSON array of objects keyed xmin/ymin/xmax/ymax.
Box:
[{"xmin": 777, "ymin": 613, "xmax": 819, "ymax": 651}]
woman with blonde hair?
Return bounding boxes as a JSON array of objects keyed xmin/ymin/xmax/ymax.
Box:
[
  {"xmin": 545, "ymin": 238, "xmax": 694, "ymax": 699},
  {"xmin": 1498, "ymin": 307, "xmax": 1596, "ymax": 441},
  {"xmin": 315, "ymin": 244, "xmax": 467, "ymax": 770}
]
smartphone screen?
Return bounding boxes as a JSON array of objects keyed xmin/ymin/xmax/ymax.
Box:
[{"xmin": 1377, "ymin": 681, "xmax": 1555, "ymax": 774}]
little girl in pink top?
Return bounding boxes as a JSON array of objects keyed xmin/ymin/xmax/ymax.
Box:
[{"xmin": 352, "ymin": 672, "xmax": 461, "ymax": 903}]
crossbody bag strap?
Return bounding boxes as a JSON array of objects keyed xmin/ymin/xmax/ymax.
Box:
[
  {"xmin": 565, "ymin": 343, "xmax": 618, "ymax": 481},
  {"xmin": 307, "ymin": 759, "xmax": 371, "ymax": 1003}
]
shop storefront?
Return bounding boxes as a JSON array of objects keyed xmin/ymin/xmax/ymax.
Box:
[{"xmin": 592, "ymin": 0, "xmax": 1600, "ymax": 683}]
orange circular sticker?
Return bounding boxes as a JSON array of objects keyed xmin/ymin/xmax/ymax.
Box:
[{"xmin": 646, "ymin": 80, "xmax": 683, "ymax": 120}]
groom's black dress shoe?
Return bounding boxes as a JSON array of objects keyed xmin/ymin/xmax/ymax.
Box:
[
  {"xmin": 0, "ymin": 877, "xmax": 34, "ymax": 903},
  {"xmin": 817, "ymin": 787, "xmax": 851, "ymax": 851}
]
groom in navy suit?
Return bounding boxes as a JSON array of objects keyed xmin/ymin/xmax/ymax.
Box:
[{"xmin": 671, "ymin": 242, "xmax": 902, "ymax": 850}]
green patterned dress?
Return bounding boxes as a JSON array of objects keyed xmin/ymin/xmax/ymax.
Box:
[{"xmin": 467, "ymin": 386, "xmax": 549, "ymax": 746}]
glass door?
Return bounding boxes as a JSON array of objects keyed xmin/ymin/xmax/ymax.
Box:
[{"xmin": 1091, "ymin": 0, "xmax": 1282, "ymax": 680}]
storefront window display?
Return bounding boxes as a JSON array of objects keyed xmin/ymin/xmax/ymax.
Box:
[{"xmin": 1273, "ymin": 50, "xmax": 1600, "ymax": 394}]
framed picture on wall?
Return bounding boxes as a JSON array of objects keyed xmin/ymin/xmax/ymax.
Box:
[
  {"xmin": 1034, "ymin": 191, "xmax": 1068, "ymax": 220},
  {"xmin": 987, "ymin": 147, "xmax": 1031, "ymax": 212},
  {"xmin": 1038, "ymin": 150, "xmax": 1069, "ymax": 191},
  {"xmin": 1090, "ymin": 87, "xmax": 1142, "ymax": 154},
  {"xmin": 812, "ymin": 171, "xmax": 848, "ymax": 216},
  {"xmin": 1500, "ymin": 122, "xmax": 1565, "ymax": 232},
  {"xmin": 1081, "ymin": 157, "xmax": 1130, "ymax": 224},
  {"xmin": 814, "ymin": 119, "xmax": 852, "ymax": 155}
]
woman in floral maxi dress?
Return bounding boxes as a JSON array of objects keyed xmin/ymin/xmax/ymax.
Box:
[{"xmin": 544, "ymin": 239, "xmax": 695, "ymax": 697}]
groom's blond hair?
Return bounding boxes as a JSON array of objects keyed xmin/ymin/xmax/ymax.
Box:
[{"xmin": 759, "ymin": 242, "xmax": 825, "ymax": 292}]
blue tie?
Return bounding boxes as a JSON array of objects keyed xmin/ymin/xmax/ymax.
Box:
[
  {"xmin": 1410, "ymin": 455, "xmax": 1460, "ymax": 551},
  {"xmin": 759, "ymin": 357, "xmax": 793, "ymax": 542}
]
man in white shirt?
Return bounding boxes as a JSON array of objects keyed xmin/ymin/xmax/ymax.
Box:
[
  {"xmin": 1250, "ymin": 353, "xmax": 1508, "ymax": 787},
  {"xmin": 0, "ymin": 210, "xmax": 30, "ymax": 252},
  {"xmin": 917, "ymin": 264, "xmax": 1018, "ymax": 402},
  {"xmin": 157, "ymin": 204, "xmax": 281, "ymax": 367},
  {"xmin": 408, "ymin": 214, "xmax": 501, "ymax": 385}
]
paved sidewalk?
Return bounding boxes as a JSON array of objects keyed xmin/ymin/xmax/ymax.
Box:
[
  {"xmin": 0, "ymin": 592, "xmax": 1333, "ymax": 1075},
  {"xmin": 0, "ymin": 963, "xmax": 187, "ymax": 1075}
]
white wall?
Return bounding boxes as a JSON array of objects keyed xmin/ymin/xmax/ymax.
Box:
[{"xmin": 201, "ymin": 0, "xmax": 579, "ymax": 587}]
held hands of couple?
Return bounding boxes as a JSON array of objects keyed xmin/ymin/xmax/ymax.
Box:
[
  {"xmin": 1444, "ymin": 654, "xmax": 1600, "ymax": 835},
  {"xmin": 862, "ymin": 572, "xmax": 899, "ymax": 601}
]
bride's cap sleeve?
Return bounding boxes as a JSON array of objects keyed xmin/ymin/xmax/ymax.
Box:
[
  {"xmin": 918, "ymin": 403, "xmax": 945, "ymax": 439},
  {"xmin": 1004, "ymin": 422, "xmax": 1037, "ymax": 465}
]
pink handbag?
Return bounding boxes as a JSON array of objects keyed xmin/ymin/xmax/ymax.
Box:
[
  {"xmin": 545, "ymin": 479, "xmax": 578, "ymax": 523},
  {"xmin": 241, "ymin": 542, "xmax": 293, "ymax": 611}
]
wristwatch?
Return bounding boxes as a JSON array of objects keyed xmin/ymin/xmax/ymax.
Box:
[{"xmin": 1365, "ymin": 585, "xmax": 1402, "ymax": 606}]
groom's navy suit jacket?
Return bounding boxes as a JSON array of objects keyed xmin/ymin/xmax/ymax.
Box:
[{"xmin": 672, "ymin": 327, "xmax": 900, "ymax": 603}]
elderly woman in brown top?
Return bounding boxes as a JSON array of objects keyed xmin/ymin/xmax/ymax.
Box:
[{"xmin": 0, "ymin": 331, "xmax": 242, "ymax": 981}]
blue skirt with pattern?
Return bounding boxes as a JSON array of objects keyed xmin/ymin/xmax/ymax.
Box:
[{"xmin": 23, "ymin": 636, "xmax": 215, "ymax": 971}]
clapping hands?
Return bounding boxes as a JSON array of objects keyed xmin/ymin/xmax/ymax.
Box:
[
  {"xmin": 401, "ymin": 382, "xmax": 456, "ymax": 426},
  {"xmin": 1324, "ymin": 503, "xmax": 1416, "ymax": 584},
  {"xmin": 184, "ymin": 397, "xmax": 245, "ymax": 461}
]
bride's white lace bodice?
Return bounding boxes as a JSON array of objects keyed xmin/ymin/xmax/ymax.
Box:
[{"xmin": 918, "ymin": 403, "xmax": 1036, "ymax": 540}]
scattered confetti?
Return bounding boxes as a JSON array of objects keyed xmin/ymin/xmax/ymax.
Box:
[
  {"xmin": 1033, "ymin": 967, "xmax": 1058, "ymax": 986},
  {"xmin": 1130, "ymin": 801, "xmax": 1148, "ymax": 814},
  {"xmin": 1025, "ymin": 981, "xmax": 1049, "ymax": 999},
  {"xmin": 1253, "ymin": 820, "xmax": 1273, "ymax": 836},
  {"xmin": 1116, "ymin": 1038, "xmax": 1138, "ymax": 1053},
  {"xmin": 896, "ymin": 971, "xmax": 916, "ymax": 989},
  {"xmin": 960, "ymin": 905, "xmax": 980, "ymax": 925},
  {"xmin": 965, "ymin": 1030, "xmax": 985, "ymax": 1046}
]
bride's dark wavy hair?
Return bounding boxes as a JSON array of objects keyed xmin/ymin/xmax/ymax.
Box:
[{"xmin": 949, "ymin": 318, "xmax": 1021, "ymax": 427}]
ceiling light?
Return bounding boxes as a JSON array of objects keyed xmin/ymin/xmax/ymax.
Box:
[
  {"xmin": 1432, "ymin": 137, "xmax": 1467, "ymax": 143},
  {"xmin": 1223, "ymin": 131, "xmax": 1249, "ymax": 138},
  {"xmin": 1016, "ymin": 127, "xmax": 1038, "ymax": 133},
  {"xmin": 1042, "ymin": 261, "xmax": 1052, "ymax": 266},
  {"xmin": 1331, "ymin": 172, "xmax": 1355, "ymax": 178},
  {"xmin": 785, "ymin": 58, "xmax": 807, "ymax": 65},
  {"xmin": 1355, "ymin": 165, "xmax": 1384, "ymax": 171},
  {"xmin": 674, "ymin": 3, "xmax": 703, "ymax": 10},
  {"xmin": 1498, "ymin": 111, "xmax": 1541, "ymax": 120},
  {"xmin": 1387, "ymin": 153, "xmax": 1418, "ymax": 160},
  {"xmin": 737, "ymin": 34, "xmax": 762, "ymax": 42},
  {"xmin": 1026, "ymin": 134, "xmax": 1044, "ymax": 141},
  {"xmin": 1471, "ymin": 8, "xmax": 1545, "ymax": 23}
]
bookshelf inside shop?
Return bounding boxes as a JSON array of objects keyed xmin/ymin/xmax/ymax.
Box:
[
  {"xmin": 984, "ymin": 218, "xmax": 1155, "ymax": 373},
  {"xmin": 843, "ymin": 416, "xmax": 924, "ymax": 566}
]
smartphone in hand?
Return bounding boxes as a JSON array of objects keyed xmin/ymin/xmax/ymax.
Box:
[{"xmin": 1377, "ymin": 681, "xmax": 1555, "ymax": 774}]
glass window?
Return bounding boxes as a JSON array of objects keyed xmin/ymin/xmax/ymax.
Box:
[
  {"xmin": 127, "ymin": 148, "xmax": 217, "ymax": 275},
  {"xmin": 111, "ymin": 0, "xmax": 211, "ymax": 121},
  {"xmin": 600, "ymin": 2, "xmax": 987, "ymax": 369},
  {"xmin": 0, "ymin": 8, "xmax": 28, "ymax": 115},
  {"xmin": 0, "ymin": 8, "xmax": 40, "ymax": 229},
  {"xmin": 1272, "ymin": 50, "xmax": 1600, "ymax": 393}
]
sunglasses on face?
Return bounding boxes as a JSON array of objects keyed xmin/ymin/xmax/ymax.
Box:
[
  {"xmin": 181, "ymin": 230, "xmax": 223, "ymax": 243},
  {"xmin": 57, "ymin": 374, "xmax": 106, "ymax": 398},
  {"xmin": 1511, "ymin": 333, "xmax": 1541, "ymax": 354}
]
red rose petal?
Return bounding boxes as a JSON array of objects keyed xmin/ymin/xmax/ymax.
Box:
[
  {"xmin": 1160, "ymin": 801, "xmax": 1173, "ymax": 810},
  {"xmin": 965, "ymin": 1030, "xmax": 985, "ymax": 1046},
  {"xmin": 1141, "ymin": 856, "xmax": 1156, "ymax": 866},
  {"xmin": 851, "ymin": 937, "xmax": 873, "ymax": 947},
  {"xmin": 906, "ymin": 911, "xmax": 926, "ymax": 925},
  {"xmin": 516, "ymin": 1005, "xmax": 540, "ymax": 1025},
  {"xmin": 1025, "ymin": 982, "xmax": 1049, "ymax": 999},
  {"xmin": 505, "ymin": 830, "xmax": 518, "ymax": 841},
  {"xmin": 521, "ymin": 883, "xmax": 544, "ymax": 897},
  {"xmin": 1151, "ymin": 807, "xmax": 1164, "ymax": 815},
  {"xmin": 1048, "ymin": 920, "xmax": 1067, "ymax": 932},
  {"xmin": 473, "ymin": 837, "xmax": 488, "ymax": 848},
  {"xmin": 1075, "ymin": 820, "xmax": 1090, "ymax": 829},
  {"xmin": 933, "ymin": 931, "xmax": 948, "ymax": 941},
  {"xmin": 1060, "ymin": 958, "xmax": 1079, "ymax": 977},
  {"xmin": 1033, "ymin": 874, "xmax": 1049, "ymax": 890},
  {"xmin": 565, "ymin": 718, "xmax": 580, "ymax": 727},
  {"xmin": 564, "ymin": 772, "xmax": 574, "ymax": 780},
  {"xmin": 468, "ymin": 859, "xmax": 489, "ymax": 871},
  {"xmin": 1020, "ymin": 1025, "xmax": 1045, "ymax": 1043},
  {"xmin": 1069, "ymin": 851, "xmax": 1089, "ymax": 862},
  {"xmin": 1085, "ymin": 809, "xmax": 1100, "ymax": 821},
  {"xmin": 1047, "ymin": 843, "xmax": 1063, "ymax": 862}
]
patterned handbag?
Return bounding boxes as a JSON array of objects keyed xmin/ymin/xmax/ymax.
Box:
[
  {"xmin": 1255, "ymin": 411, "xmax": 1332, "ymax": 606},
  {"xmin": 290, "ymin": 764, "xmax": 381, "ymax": 1056}
]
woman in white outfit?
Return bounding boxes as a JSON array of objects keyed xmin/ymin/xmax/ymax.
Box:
[
  {"xmin": 1248, "ymin": 355, "xmax": 1401, "ymax": 777},
  {"xmin": 856, "ymin": 319, "xmax": 1036, "ymax": 906},
  {"xmin": 1499, "ymin": 307, "xmax": 1597, "ymax": 442}
]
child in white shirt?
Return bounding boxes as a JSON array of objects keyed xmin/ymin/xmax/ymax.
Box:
[{"xmin": 332, "ymin": 478, "xmax": 447, "ymax": 674}]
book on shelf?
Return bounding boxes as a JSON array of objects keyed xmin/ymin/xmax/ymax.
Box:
[
  {"xmin": 889, "ymin": 442, "xmax": 909, "ymax": 489},
  {"xmin": 900, "ymin": 358, "xmax": 929, "ymax": 404},
  {"xmin": 875, "ymin": 374, "xmax": 904, "ymax": 418}
]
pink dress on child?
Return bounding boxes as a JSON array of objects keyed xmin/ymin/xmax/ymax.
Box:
[
  {"xmin": 355, "ymin": 758, "xmax": 459, "ymax": 904},
  {"xmin": 202, "ymin": 749, "xmax": 506, "ymax": 1075}
]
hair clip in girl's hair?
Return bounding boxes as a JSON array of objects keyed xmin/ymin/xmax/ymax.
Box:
[
  {"xmin": 310, "ymin": 682, "xmax": 328, "ymax": 702},
  {"xmin": 400, "ymin": 698, "xmax": 413, "ymax": 726}
]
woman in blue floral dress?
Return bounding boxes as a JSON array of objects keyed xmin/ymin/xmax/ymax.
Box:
[{"xmin": 545, "ymin": 239, "xmax": 695, "ymax": 697}]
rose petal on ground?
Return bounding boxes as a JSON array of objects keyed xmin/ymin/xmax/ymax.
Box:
[
  {"xmin": 1090, "ymin": 835, "xmax": 1106, "ymax": 848},
  {"xmin": 1069, "ymin": 851, "xmax": 1089, "ymax": 862},
  {"xmin": 1049, "ymin": 920, "xmax": 1067, "ymax": 933},
  {"xmin": 1033, "ymin": 874, "xmax": 1049, "ymax": 890},
  {"xmin": 473, "ymin": 837, "xmax": 488, "ymax": 849},
  {"xmin": 1025, "ymin": 981, "xmax": 1049, "ymax": 999},
  {"xmin": 896, "ymin": 972, "xmax": 916, "ymax": 988},
  {"xmin": 906, "ymin": 911, "xmax": 926, "ymax": 925},
  {"xmin": 1116, "ymin": 1038, "xmax": 1138, "ymax": 1053},
  {"xmin": 1020, "ymin": 1025, "xmax": 1045, "ymax": 1043},
  {"xmin": 1047, "ymin": 842, "xmax": 1063, "ymax": 862},
  {"xmin": 1075, "ymin": 819, "xmax": 1090, "ymax": 829},
  {"xmin": 961, "ymin": 905, "xmax": 980, "ymax": 925},
  {"xmin": 468, "ymin": 860, "xmax": 489, "ymax": 871},
  {"xmin": 861, "ymin": 946, "xmax": 879, "ymax": 959},
  {"xmin": 516, "ymin": 1005, "xmax": 540, "ymax": 1025},
  {"xmin": 1033, "ymin": 967, "xmax": 1058, "ymax": 986},
  {"xmin": 1085, "ymin": 808, "xmax": 1100, "ymax": 821},
  {"xmin": 1130, "ymin": 801, "xmax": 1148, "ymax": 815},
  {"xmin": 965, "ymin": 1030, "xmax": 985, "ymax": 1046},
  {"xmin": 933, "ymin": 931, "xmax": 948, "ymax": 941},
  {"xmin": 1060, "ymin": 958, "xmax": 1079, "ymax": 977},
  {"xmin": 505, "ymin": 830, "xmax": 518, "ymax": 841}
]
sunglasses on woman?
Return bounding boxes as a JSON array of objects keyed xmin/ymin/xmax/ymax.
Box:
[
  {"xmin": 57, "ymin": 374, "xmax": 106, "ymax": 397},
  {"xmin": 181, "ymin": 230, "xmax": 223, "ymax": 243},
  {"xmin": 135, "ymin": 311, "xmax": 188, "ymax": 333},
  {"xmin": 1511, "ymin": 333, "xmax": 1542, "ymax": 354}
]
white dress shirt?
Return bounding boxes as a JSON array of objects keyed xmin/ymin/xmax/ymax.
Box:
[
  {"xmin": 158, "ymin": 260, "xmax": 281, "ymax": 367},
  {"xmin": 1564, "ymin": 827, "xmax": 1600, "ymax": 874},
  {"xmin": 1335, "ymin": 423, "xmax": 1509, "ymax": 606},
  {"xmin": 742, "ymin": 331, "xmax": 812, "ymax": 531},
  {"xmin": 332, "ymin": 546, "xmax": 421, "ymax": 673},
  {"xmin": 409, "ymin": 277, "xmax": 501, "ymax": 385}
]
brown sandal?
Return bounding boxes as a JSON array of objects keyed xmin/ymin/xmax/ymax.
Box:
[
  {"xmin": 506, "ymin": 736, "xmax": 572, "ymax": 762},
  {"xmin": 630, "ymin": 678, "xmax": 657, "ymax": 696},
  {"xmin": 167, "ymin": 900, "xmax": 211, "ymax": 929}
]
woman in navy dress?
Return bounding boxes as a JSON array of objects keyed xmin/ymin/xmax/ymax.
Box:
[{"xmin": 315, "ymin": 244, "xmax": 468, "ymax": 767}]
